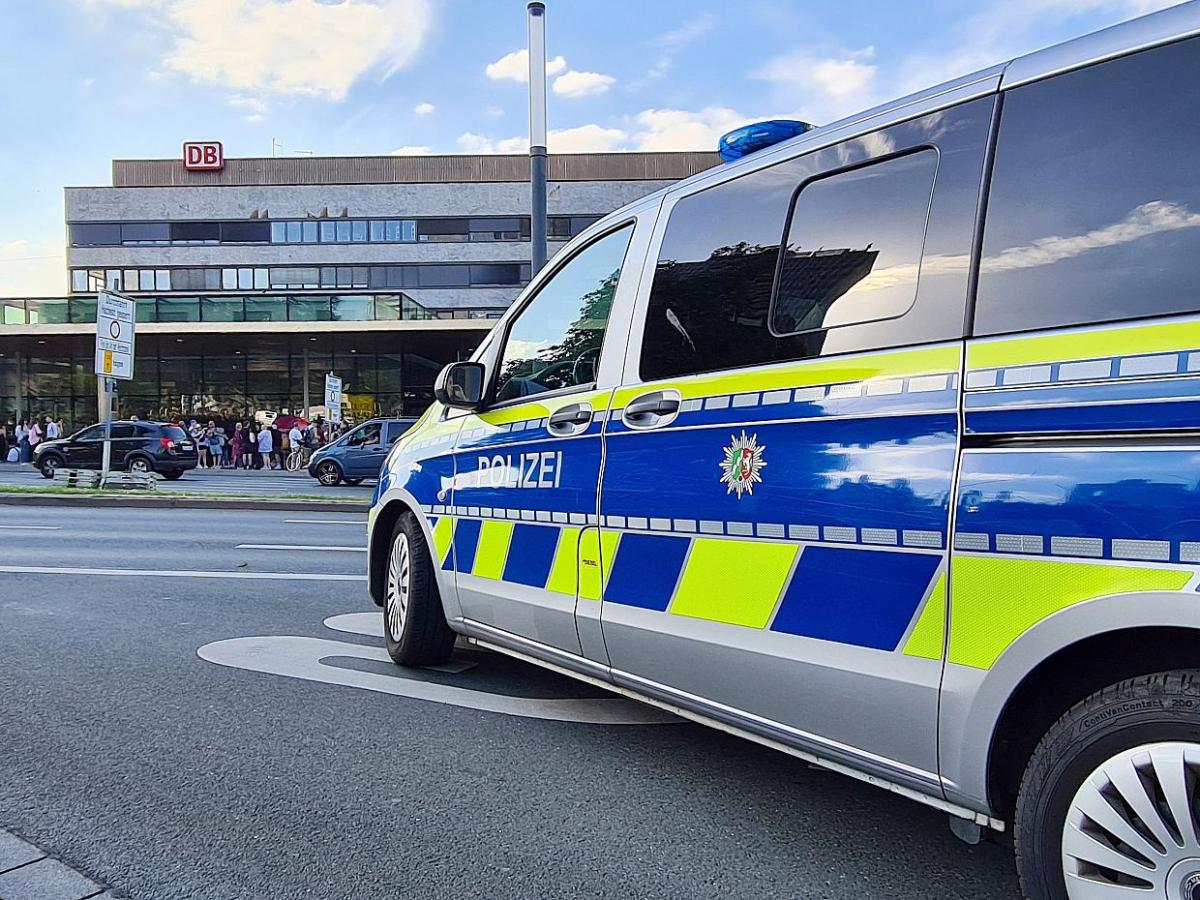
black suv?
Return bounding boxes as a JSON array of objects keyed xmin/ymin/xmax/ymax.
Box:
[{"xmin": 35, "ymin": 421, "xmax": 199, "ymax": 479}]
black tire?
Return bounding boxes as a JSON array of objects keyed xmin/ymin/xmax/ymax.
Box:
[
  {"xmin": 39, "ymin": 455, "xmax": 62, "ymax": 478},
  {"xmin": 1015, "ymin": 670, "xmax": 1200, "ymax": 900},
  {"xmin": 126, "ymin": 456, "xmax": 153, "ymax": 475},
  {"xmin": 382, "ymin": 512, "xmax": 455, "ymax": 666},
  {"xmin": 162, "ymin": 470, "xmax": 184, "ymax": 480},
  {"xmin": 344, "ymin": 477, "xmax": 364, "ymax": 486},
  {"xmin": 315, "ymin": 460, "xmax": 342, "ymax": 486}
]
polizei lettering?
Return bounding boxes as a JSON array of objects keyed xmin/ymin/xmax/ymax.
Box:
[{"xmin": 477, "ymin": 451, "xmax": 563, "ymax": 489}]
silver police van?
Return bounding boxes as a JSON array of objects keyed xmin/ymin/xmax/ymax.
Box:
[{"xmin": 369, "ymin": 6, "xmax": 1200, "ymax": 897}]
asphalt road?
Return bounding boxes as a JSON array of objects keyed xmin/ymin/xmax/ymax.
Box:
[
  {"xmin": 0, "ymin": 504, "xmax": 1021, "ymax": 899},
  {"xmin": 0, "ymin": 463, "xmax": 374, "ymax": 500}
]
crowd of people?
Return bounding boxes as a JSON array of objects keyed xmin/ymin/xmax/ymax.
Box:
[
  {"xmin": 184, "ymin": 416, "xmax": 346, "ymax": 470},
  {"xmin": 0, "ymin": 415, "xmax": 66, "ymax": 464},
  {"xmin": 0, "ymin": 413, "xmax": 351, "ymax": 468}
]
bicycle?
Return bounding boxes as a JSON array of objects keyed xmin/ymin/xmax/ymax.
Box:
[{"xmin": 285, "ymin": 445, "xmax": 312, "ymax": 472}]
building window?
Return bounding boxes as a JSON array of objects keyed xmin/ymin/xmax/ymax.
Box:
[
  {"xmin": 271, "ymin": 222, "xmax": 286, "ymax": 243},
  {"xmin": 71, "ymin": 270, "xmax": 88, "ymax": 292},
  {"xmin": 301, "ymin": 221, "xmax": 317, "ymax": 243},
  {"xmin": 286, "ymin": 221, "xmax": 301, "ymax": 243},
  {"xmin": 320, "ymin": 221, "xmax": 336, "ymax": 242},
  {"xmin": 154, "ymin": 270, "xmax": 170, "ymax": 291},
  {"xmin": 335, "ymin": 220, "xmax": 351, "ymax": 242}
]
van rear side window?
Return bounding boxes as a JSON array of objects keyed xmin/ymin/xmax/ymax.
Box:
[
  {"xmin": 772, "ymin": 150, "xmax": 937, "ymax": 336},
  {"xmin": 975, "ymin": 36, "xmax": 1200, "ymax": 336}
]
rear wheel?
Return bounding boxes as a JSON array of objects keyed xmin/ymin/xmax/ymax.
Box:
[
  {"xmin": 38, "ymin": 455, "xmax": 61, "ymax": 478},
  {"xmin": 344, "ymin": 477, "xmax": 364, "ymax": 486},
  {"xmin": 383, "ymin": 512, "xmax": 454, "ymax": 666},
  {"xmin": 126, "ymin": 456, "xmax": 153, "ymax": 475},
  {"xmin": 162, "ymin": 470, "xmax": 184, "ymax": 480},
  {"xmin": 1015, "ymin": 670, "xmax": 1200, "ymax": 900},
  {"xmin": 315, "ymin": 461, "xmax": 341, "ymax": 486}
]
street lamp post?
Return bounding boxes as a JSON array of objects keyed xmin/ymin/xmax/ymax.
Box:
[{"xmin": 527, "ymin": 1, "xmax": 548, "ymax": 275}]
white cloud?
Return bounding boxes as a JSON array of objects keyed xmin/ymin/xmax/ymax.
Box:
[
  {"xmin": 390, "ymin": 145, "xmax": 432, "ymax": 155},
  {"xmin": 552, "ymin": 70, "xmax": 615, "ymax": 98},
  {"xmin": 226, "ymin": 93, "xmax": 268, "ymax": 123},
  {"xmin": 457, "ymin": 124, "xmax": 628, "ymax": 155},
  {"xmin": 140, "ymin": 0, "xmax": 432, "ymax": 102},
  {"xmin": 647, "ymin": 13, "xmax": 715, "ymax": 79},
  {"xmin": 484, "ymin": 105, "xmax": 504, "ymax": 119},
  {"xmin": 753, "ymin": 47, "xmax": 878, "ymax": 124},
  {"xmin": 547, "ymin": 124, "xmax": 627, "ymax": 153},
  {"xmin": 456, "ymin": 132, "xmax": 526, "ymax": 154},
  {"xmin": 632, "ymin": 107, "xmax": 752, "ymax": 151},
  {"xmin": 485, "ymin": 48, "xmax": 566, "ymax": 82},
  {"xmin": 0, "ymin": 239, "xmax": 67, "ymax": 297},
  {"xmin": 413, "ymin": 101, "xmax": 435, "ymax": 116}
]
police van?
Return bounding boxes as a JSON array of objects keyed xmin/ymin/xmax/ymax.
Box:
[{"xmin": 368, "ymin": 6, "xmax": 1200, "ymax": 897}]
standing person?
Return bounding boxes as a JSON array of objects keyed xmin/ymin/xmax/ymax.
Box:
[
  {"xmin": 242, "ymin": 421, "xmax": 256, "ymax": 470},
  {"xmin": 45, "ymin": 417, "xmax": 60, "ymax": 441},
  {"xmin": 197, "ymin": 423, "xmax": 211, "ymax": 469},
  {"xmin": 205, "ymin": 421, "xmax": 221, "ymax": 469},
  {"xmin": 15, "ymin": 420, "xmax": 28, "ymax": 463},
  {"xmin": 256, "ymin": 423, "xmax": 272, "ymax": 471},
  {"xmin": 0, "ymin": 422, "xmax": 8, "ymax": 463},
  {"xmin": 269, "ymin": 422, "xmax": 283, "ymax": 469},
  {"xmin": 230, "ymin": 423, "xmax": 245, "ymax": 469},
  {"xmin": 26, "ymin": 417, "xmax": 42, "ymax": 460},
  {"xmin": 288, "ymin": 421, "xmax": 305, "ymax": 468},
  {"xmin": 219, "ymin": 425, "xmax": 232, "ymax": 468}
]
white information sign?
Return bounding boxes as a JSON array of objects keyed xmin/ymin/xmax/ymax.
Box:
[
  {"xmin": 95, "ymin": 291, "xmax": 136, "ymax": 380},
  {"xmin": 324, "ymin": 373, "xmax": 343, "ymax": 424}
]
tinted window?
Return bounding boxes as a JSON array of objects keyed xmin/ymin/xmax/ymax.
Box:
[
  {"xmin": 494, "ymin": 224, "xmax": 633, "ymax": 402},
  {"xmin": 121, "ymin": 223, "xmax": 170, "ymax": 244},
  {"xmin": 75, "ymin": 425, "xmax": 104, "ymax": 440},
  {"xmin": 164, "ymin": 426, "xmax": 188, "ymax": 441},
  {"xmin": 171, "ymin": 222, "xmax": 220, "ymax": 242},
  {"xmin": 220, "ymin": 221, "xmax": 271, "ymax": 243},
  {"xmin": 773, "ymin": 150, "xmax": 936, "ymax": 334},
  {"xmin": 975, "ymin": 37, "xmax": 1200, "ymax": 335},
  {"xmin": 71, "ymin": 223, "xmax": 121, "ymax": 246},
  {"xmin": 110, "ymin": 424, "xmax": 136, "ymax": 439}
]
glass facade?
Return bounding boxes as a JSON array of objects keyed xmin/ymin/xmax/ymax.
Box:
[
  {"xmin": 0, "ymin": 293, "xmax": 503, "ymax": 326},
  {"xmin": 0, "ymin": 331, "xmax": 479, "ymax": 430},
  {"xmin": 71, "ymin": 263, "xmax": 532, "ymax": 294},
  {"xmin": 69, "ymin": 215, "xmax": 601, "ymax": 247}
]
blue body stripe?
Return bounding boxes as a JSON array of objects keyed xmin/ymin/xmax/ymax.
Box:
[
  {"xmin": 967, "ymin": 400, "xmax": 1200, "ymax": 435},
  {"xmin": 447, "ymin": 518, "xmax": 482, "ymax": 572},
  {"xmin": 502, "ymin": 524, "xmax": 560, "ymax": 587},
  {"xmin": 605, "ymin": 534, "xmax": 689, "ymax": 611},
  {"xmin": 770, "ymin": 547, "xmax": 940, "ymax": 650}
]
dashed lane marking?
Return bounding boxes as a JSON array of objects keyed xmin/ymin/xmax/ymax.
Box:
[
  {"xmin": 283, "ymin": 519, "xmax": 365, "ymax": 525},
  {"xmin": 0, "ymin": 525, "xmax": 61, "ymax": 530},
  {"xmin": 0, "ymin": 564, "xmax": 365, "ymax": 581}
]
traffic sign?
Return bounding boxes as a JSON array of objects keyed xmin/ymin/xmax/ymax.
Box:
[
  {"xmin": 324, "ymin": 373, "xmax": 343, "ymax": 425},
  {"xmin": 95, "ymin": 291, "xmax": 136, "ymax": 380}
]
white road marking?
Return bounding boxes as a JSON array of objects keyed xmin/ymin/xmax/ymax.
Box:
[
  {"xmin": 0, "ymin": 564, "xmax": 365, "ymax": 581},
  {"xmin": 283, "ymin": 519, "xmax": 365, "ymax": 525},
  {"xmin": 197, "ymin": 635, "xmax": 675, "ymax": 725},
  {"xmin": 0, "ymin": 525, "xmax": 61, "ymax": 530},
  {"xmin": 323, "ymin": 613, "xmax": 477, "ymax": 673},
  {"xmin": 236, "ymin": 544, "xmax": 367, "ymax": 552}
]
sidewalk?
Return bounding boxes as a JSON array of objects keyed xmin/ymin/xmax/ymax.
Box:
[{"xmin": 0, "ymin": 828, "xmax": 118, "ymax": 899}]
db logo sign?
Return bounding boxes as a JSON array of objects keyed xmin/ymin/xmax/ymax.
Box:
[{"xmin": 182, "ymin": 141, "xmax": 224, "ymax": 171}]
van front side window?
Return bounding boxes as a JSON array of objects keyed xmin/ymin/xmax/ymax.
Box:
[{"xmin": 493, "ymin": 224, "xmax": 633, "ymax": 403}]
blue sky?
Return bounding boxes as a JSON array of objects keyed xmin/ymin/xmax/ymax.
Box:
[{"xmin": 0, "ymin": 0, "xmax": 1180, "ymax": 295}]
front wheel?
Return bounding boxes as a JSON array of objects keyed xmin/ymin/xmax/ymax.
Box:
[
  {"xmin": 383, "ymin": 512, "xmax": 455, "ymax": 666},
  {"xmin": 38, "ymin": 456, "xmax": 61, "ymax": 478},
  {"xmin": 1016, "ymin": 670, "xmax": 1200, "ymax": 900},
  {"xmin": 314, "ymin": 461, "xmax": 341, "ymax": 486}
]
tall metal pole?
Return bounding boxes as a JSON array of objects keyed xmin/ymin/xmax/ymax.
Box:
[
  {"xmin": 302, "ymin": 346, "xmax": 310, "ymax": 420},
  {"xmin": 527, "ymin": 1, "xmax": 548, "ymax": 275}
]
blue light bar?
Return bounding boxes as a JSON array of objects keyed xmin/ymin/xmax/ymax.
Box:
[{"xmin": 718, "ymin": 119, "xmax": 815, "ymax": 162}]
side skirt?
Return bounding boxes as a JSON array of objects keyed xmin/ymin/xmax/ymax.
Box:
[{"xmin": 455, "ymin": 617, "xmax": 1005, "ymax": 831}]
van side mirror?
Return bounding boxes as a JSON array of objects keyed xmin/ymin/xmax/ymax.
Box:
[{"xmin": 434, "ymin": 362, "xmax": 485, "ymax": 410}]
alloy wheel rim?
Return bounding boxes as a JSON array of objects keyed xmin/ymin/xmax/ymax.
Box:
[
  {"xmin": 1063, "ymin": 741, "xmax": 1200, "ymax": 899},
  {"xmin": 131, "ymin": 460, "xmax": 149, "ymax": 473},
  {"xmin": 385, "ymin": 532, "xmax": 411, "ymax": 644},
  {"xmin": 319, "ymin": 464, "xmax": 338, "ymax": 485}
]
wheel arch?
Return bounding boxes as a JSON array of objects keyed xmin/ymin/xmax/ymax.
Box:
[{"xmin": 940, "ymin": 590, "xmax": 1200, "ymax": 822}]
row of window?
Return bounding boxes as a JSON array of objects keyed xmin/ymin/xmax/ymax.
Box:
[
  {"xmin": 72, "ymin": 262, "xmax": 532, "ymax": 294},
  {"xmin": 493, "ymin": 35, "xmax": 1200, "ymax": 390},
  {"xmin": 2, "ymin": 293, "xmax": 504, "ymax": 326},
  {"xmin": 68, "ymin": 216, "xmax": 602, "ymax": 247}
]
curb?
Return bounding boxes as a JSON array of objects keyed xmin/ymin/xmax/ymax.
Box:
[{"xmin": 0, "ymin": 493, "xmax": 367, "ymax": 513}]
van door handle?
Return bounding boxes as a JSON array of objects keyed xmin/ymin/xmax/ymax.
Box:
[
  {"xmin": 548, "ymin": 403, "xmax": 593, "ymax": 434},
  {"xmin": 622, "ymin": 391, "xmax": 681, "ymax": 429}
]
